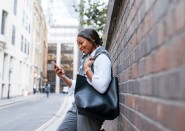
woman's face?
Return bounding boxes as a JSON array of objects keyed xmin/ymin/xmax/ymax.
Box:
[{"xmin": 77, "ymin": 36, "xmax": 96, "ymax": 55}]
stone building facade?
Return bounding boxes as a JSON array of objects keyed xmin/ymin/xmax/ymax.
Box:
[
  {"xmin": 0, "ymin": 0, "xmax": 47, "ymax": 98},
  {"xmin": 104, "ymin": 0, "xmax": 185, "ymax": 130}
]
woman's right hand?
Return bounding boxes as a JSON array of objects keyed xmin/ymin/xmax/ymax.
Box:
[
  {"xmin": 54, "ymin": 65, "xmax": 65, "ymax": 78},
  {"xmin": 54, "ymin": 65, "xmax": 72, "ymax": 87}
]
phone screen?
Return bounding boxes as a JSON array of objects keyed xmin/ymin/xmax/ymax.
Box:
[
  {"xmin": 51, "ymin": 61, "xmax": 60, "ymax": 68},
  {"xmin": 51, "ymin": 61, "xmax": 64, "ymax": 73}
]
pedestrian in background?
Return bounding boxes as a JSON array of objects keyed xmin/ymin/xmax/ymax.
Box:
[
  {"xmin": 33, "ymin": 84, "xmax": 37, "ymax": 94},
  {"xmin": 45, "ymin": 84, "xmax": 51, "ymax": 98},
  {"xmin": 54, "ymin": 28, "xmax": 111, "ymax": 131}
]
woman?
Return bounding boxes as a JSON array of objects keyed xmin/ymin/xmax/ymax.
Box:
[{"xmin": 54, "ymin": 28, "xmax": 111, "ymax": 131}]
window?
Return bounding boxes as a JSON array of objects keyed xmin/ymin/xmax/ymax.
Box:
[
  {"xmin": 22, "ymin": 11, "xmax": 25, "ymax": 26},
  {"xmin": 27, "ymin": 42, "xmax": 29, "ymax": 55},
  {"xmin": 11, "ymin": 25, "xmax": 16, "ymax": 45},
  {"xmin": 13, "ymin": 0, "xmax": 17, "ymax": 15},
  {"xmin": 1, "ymin": 10, "xmax": 8, "ymax": 35},
  {"xmin": 21, "ymin": 35, "xmax": 24, "ymax": 52},
  {"xmin": 24, "ymin": 39, "xmax": 27, "ymax": 54},
  {"xmin": 28, "ymin": 24, "xmax": 30, "ymax": 34}
]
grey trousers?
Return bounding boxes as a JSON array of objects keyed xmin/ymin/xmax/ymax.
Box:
[{"xmin": 57, "ymin": 103, "xmax": 104, "ymax": 131}]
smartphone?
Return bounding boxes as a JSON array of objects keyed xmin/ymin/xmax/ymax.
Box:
[
  {"xmin": 51, "ymin": 61, "xmax": 65, "ymax": 73},
  {"xmin": 51, "ymin": 61, "xmax": 60, "ymax": 69}
]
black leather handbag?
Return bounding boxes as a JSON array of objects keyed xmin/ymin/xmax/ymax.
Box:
[{"xmin": 74, "ymin": 73, "xmax": 119, "ymax": 120}]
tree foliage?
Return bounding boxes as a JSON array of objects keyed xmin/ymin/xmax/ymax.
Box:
[{"xmin": 73, "ymin": 0, "xmax": 108, "ymax": 34}]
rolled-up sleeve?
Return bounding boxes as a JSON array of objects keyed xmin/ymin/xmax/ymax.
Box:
[
  {"xmin": 87, "ymin": 54, "xmax": 112, "ymax": 94},
  {"xmin": 69, "ymin": 79, "xmax": 76, "ymax": 91}
]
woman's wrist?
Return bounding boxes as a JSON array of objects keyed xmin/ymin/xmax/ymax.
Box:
[
  {"xmin": 60, "ymin": 75, "xmax": 66, "ymax": 80},
  {"xmin": 84, "ymin": 67, "xmax": 91, "ymax": 75},
  {"xmin": 60, "ymin": 75, "xmax": 72, "ymax": 87}
]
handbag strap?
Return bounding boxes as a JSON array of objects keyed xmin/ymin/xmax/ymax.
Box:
[
  {"xmin": 91, "ymin": 47, "xmax": 113, "ymax": 77},
  {"xmin": 79, "ymin": 46, "xmax": 113, "ymax": 77}
]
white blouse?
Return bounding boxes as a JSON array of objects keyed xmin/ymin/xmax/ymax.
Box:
[{"xmin": 70, "ymin": 47, "xmax": 112, "ymax": 94}]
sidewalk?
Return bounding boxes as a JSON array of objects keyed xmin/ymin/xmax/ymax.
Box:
[
  {"xmin": 0, "ymin": 93, "xmax": 74, "ymax": 131},
  {"xmin": 0, "ymin": 94, "xmax": 41, "ymax": 108},
  {"xmin": 35, "ymin": 94, "xmax": 74, "ymax": 131}
]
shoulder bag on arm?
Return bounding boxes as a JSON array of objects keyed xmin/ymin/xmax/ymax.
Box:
[{"xmin": 74, "ymin": 48, "xmax": 120, "ymax": 120}]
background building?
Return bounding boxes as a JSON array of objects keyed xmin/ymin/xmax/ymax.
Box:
[
  {"xmin": 104, "ymin": 0, "xmax": 185, "ymax": 130},
  {"xmin": 42, "ymin": 0, "xmax": 79, "ymax": 93},
  {"xmin": 32, "ymin": 0, "xmax": 48, "ymax": 93},
  {"xmin": 0, "ymin": 0, "xmax": 47, "ymax": 99}
]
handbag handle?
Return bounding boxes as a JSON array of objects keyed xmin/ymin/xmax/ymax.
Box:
[{"xmin": 91, "ymin": 51, "xmax": 113, "ymax": 77}]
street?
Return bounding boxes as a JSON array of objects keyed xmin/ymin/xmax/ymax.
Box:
[{"xmin": 0, "ymin": 93, "xmax": 67, "ymax": 131}]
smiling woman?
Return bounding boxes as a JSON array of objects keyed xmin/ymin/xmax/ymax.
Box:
[
  {"xmin": 54, "ymin": 28, "xmax": 112, "ymax": 131},
  {"xmin": 77, "ymin": 36, "xmax": 96, "ymax": 54}
]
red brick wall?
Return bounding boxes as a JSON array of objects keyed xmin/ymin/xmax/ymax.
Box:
[{"xmin": 104, "ymin": 0, "xmax": 185, "ymax": 130}]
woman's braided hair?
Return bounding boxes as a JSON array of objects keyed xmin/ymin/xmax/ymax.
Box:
[{"xmin": 78, "ymin": 28, "xmax": 103, "ymax": 46}]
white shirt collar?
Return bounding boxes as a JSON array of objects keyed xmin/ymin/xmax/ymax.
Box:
[{"xmin": 90, "ymin": 46, "xmax": 101, "ymax": 56}]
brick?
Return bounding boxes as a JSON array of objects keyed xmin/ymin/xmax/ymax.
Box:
[
  {"xmin": 165, "ymin": 8, "xmax": 176, "ymax": 38},
  {"xmin": 130, "ymin": 53, "xmax": 134, "ymax": 65},
  {"xmin": 132, "ymin": 80, "xmax": 140, "ymax": 94},
  {"xmin": 128, "ymin": 37, "xmax": 134, "ymax": 53},
  {"xmin": 132, "ymin": 33, "xmax": 137, "ymax": 48},
  {"xmin": 119, "ymin": 106, "xmax": 125, "ymax": 120},
  {"xmin": 151, "ymin": 76, "xmax": 160, "ymax": 97},
  {"xmin": 154, "ymin": 0, "xmax": 170, "ymax": 24},
  {"xmin": 135, "ymin": 0, "xmax": 142, "ymax": 9},
  {"xmin": 161, "ymin": 72, "xmax": 180, "ymax": 99},
  {"xmin": 155, "ymin": 69, "xmax": 185, "ymax": 100},
  {"xmin": 128, "ymin": 67, "xmax": 132, "ymax": 79},
  {"xmin": 154, "ymin": 47, "xmax": 170, "ymax": 72},
  {"xmin": 118, "ymin": 71, "xmax": 125, "ymax": 83},
  {"xmin": 133, "ymin": 111, "xmax": 142, "ymax": 129},
  {"xmin": 143, "ymin": 10, "xmax": 153, "ymax": 37},
  {"xmin": 123, "ymin": 82, "xmax": 128, "ymax": 93},
  {"xmin": 132, "ymin": 49, "xmax": 136, "ymax": 63},
  {"xmin": 138, "ymin": 43, "xmax": 143, "ymax": 59},
  {"xmin": 174, "ymin": 106, "xmax": 185, "ymax": 131},
  {"xmin": 146, "ymin": 121, "xmax": 163, "ymax": 131},
  {"xmin": 130, "ymin": 2, "xmax": 137, "ymax": 24},
  {"xmin": 135, "ymin": 46, "xmax": 140, "ymax": 62},
  {"xmin": 144, "ymin": 0, "xmax": 151, "ymax": 13},
  {"xmin": 179, "ymin": 69, "xmax": 185, "ymax": 99},
  {"xmin": 144, "ymin": 37, "xmax": 151, "ymax": 56},
  {"xmin": 140, "ymin": 78, "xmax": 153, "ymax": 96},
  {"xmin": 125, "ymin": 95, "xmax": 134, "ymax": 108},
  {"xmin": 140, "ymin": 40, "xmax": 147, "ymax": 58},
  {"xmin": 144, "ymin": 99, "xmax": 158, "ymax": 119},
  {"xmin": 144, "ymin": 54, "xmax": 153, "ymax": 75},
  {"xmin": 156, "ymin": 75, "xmax": 168, "ymax": 98},
  {"xmin": 156, "ymin": 20, "xmax": 166, "ymax": 45},
  {"xmin": 169, "ymin": 34, "xmax": 185, "ymax": 68},
  {"xmin": 131, "ymin": 63, "xmax": 138, "ymax": 79},
  {"xmin": 133, "ymin": 96, "xmax": 143, "ymax": 113},
  {"xmin": 150, "ymin": 28, "xmax": 158, "ymax": 50},
  {"xmin": 135, "ymin": 97, "xmax": 156, "ymax": 119},
  {"xmin": 138, "ymin": 59, "xmax": 145, "ymax": 77},
  {"xmin": 127, "ymin": 82, "xmax": 132, "ymax": 94},
  {"xmin": 156, "ymin": 103, "xmax": 176, "ymax": 129},
  {"xmin": 175, "ymin": 1, "xmax": 185, "ymax": 32},
  {"xmin": 122, "ymin": 106, "xmax": 139, "ymax": 131},
  {"xmin": 136, "ymin": 23, "xmax": 143, "ymax": 43}
]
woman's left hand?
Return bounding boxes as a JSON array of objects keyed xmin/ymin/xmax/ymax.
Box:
[{"xmin": 84, "ymin": 56, "xmax": 94, "ymax": 70}]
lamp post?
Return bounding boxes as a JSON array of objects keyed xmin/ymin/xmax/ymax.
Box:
[
  {"xmin": 33, "ymin": 71, "xmax": 37, "ymax": 94},
  {"xmin": 8, "ymin": 68, "xmax": 13, "ymax": 99}
]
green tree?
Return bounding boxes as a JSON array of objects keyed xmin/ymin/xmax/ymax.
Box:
[{"xmin": 73, "ymin": 0, "xmax": 108, "ymax": 34}]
